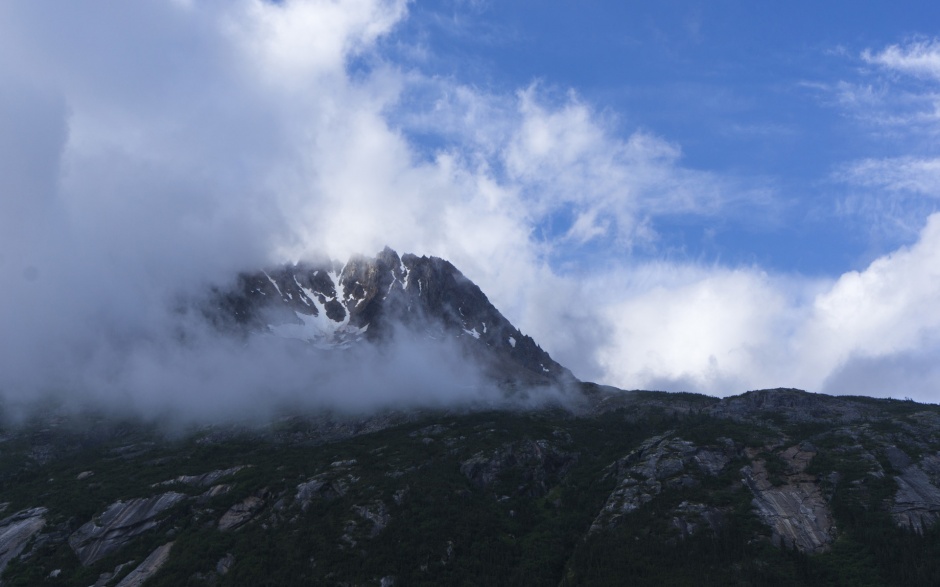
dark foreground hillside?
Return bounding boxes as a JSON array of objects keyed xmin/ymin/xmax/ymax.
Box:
[{"xmin": 2, "ymin": 387, "xmax": 940, "ymax": 586}]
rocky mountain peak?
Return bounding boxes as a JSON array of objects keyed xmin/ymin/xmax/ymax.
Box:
[{"xmin": 210, "ymin": 248, "xmax": 572, "ymax": 386}]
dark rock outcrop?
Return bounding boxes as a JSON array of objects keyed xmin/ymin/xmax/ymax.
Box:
[
  {"xmin": 460, "ymin": 439, "xmax": 578, "ymax": 497},
  {"xmin": 670, "ymin": 501, "xmax": 727, "ymax": 539},
  {"xmin": 351, "ymin": 501, "xmax": 390, "ymax": 538},
  {"xmin": 295, "ymin": 459, "xmax": 359, "ymax": 511},
  {"xmin": 710, "ymin": 388, "xmax": 867, "ymax": 424}
]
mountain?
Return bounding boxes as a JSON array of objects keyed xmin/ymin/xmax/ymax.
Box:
[
  {"xmin": 3, "ymin": 388, "xmax": 940, "ymax": 585},
  {"xmin": 3, "ymin": 252, "xmax": 940, "ymax": 585},
  {"xmin": 209, "ymin": 247, "xmax": 571, "ymax": 386}
]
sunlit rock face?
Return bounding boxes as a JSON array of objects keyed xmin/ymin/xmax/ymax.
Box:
[{"xmin": 211, "ymin": 247, "xmax": 572, "ymax": 386}]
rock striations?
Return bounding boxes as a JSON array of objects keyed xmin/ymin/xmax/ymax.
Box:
[{"xmin": 68, "ymin": 492, "xmax": 186, "ymax": 566}]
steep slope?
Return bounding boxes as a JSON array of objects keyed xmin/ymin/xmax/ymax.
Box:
[{"xmin": 211, "ymin": 247, "xmax": 572, "ymax": 386}]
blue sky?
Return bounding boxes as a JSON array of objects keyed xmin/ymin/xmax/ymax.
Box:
[
  {"xmin": 388, "ymin": 0, "xmax": 940, "ymax": 274},
  {"xmin": 3, "ymin": 0, "xmax": 940, "ymax": 408}
]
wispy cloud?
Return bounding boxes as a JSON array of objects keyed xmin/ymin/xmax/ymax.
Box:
[
  {"xmin": 863, "ymin": 38, "xmax": 940, "ymax": 81},
  {"xmin": 820, "ymin": 39, "xmax": 940, "ymax": 245},
  {"xmin": 838, "ymin": 156, "xmax": 940, "ymax": 195},
  {"xmin": 829, "ymin": 38, "xmax": 940, "ymax": 135}
]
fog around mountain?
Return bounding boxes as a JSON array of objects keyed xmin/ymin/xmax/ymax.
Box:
[{"xmin": 2, "ymin": 1, "xmax": 940, "ymax": 413}]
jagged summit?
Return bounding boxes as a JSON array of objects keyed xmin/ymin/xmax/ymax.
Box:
[{"xmin": 211, "ymin": 247, "xmax": 572, "ymax": 386}]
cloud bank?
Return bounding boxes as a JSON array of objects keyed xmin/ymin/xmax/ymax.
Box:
[{"xmin": 1, "ymin": 1, "xmax": 940, "ymax": 414}]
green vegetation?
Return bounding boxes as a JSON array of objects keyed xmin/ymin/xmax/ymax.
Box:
[{"xmin": 2, "ymin": 391, "xmax": 940, "ymax": 585}]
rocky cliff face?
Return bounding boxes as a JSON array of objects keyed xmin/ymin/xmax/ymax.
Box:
[
  {"xmin": 211, "ymin": 247, "xmax": 571, "ymax": 386},
  {"xmin": 887, "ymin": 448, "xmax": 940, "ymax": 532},
  {"xmin": 741, "ymin": 443, "xmax": 835, "ymax": 553}
]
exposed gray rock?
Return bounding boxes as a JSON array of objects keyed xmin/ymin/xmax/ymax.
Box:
[
  {"xmin": 694, "ymin": 448, "xmax": 732, "ymax": 476},
  {"xmin": 670, "ymin": 501, "xmax": 726, "ymax": 539},
  {"xmin": 216, "ymin": 553, "xmax": 235, "ymax": 575},
  {"xmin": 197, "ymin": 484, "xmax": 232, "ymax": 503},
  {"xmin": 91, "ymin": 560, "xmax": 135, "ymax": 587},
  {"xmin": 884, "ymin": 446, "xmax": 913, "ymax": 470},
  {"xmin": 890, "ymin": 450, "xmax": 940, "ymax": 533},
  {"xmin": 69, "ymin": 492, "xmax": 186, "ymax": 566},
  {"xmin": 214, "ymin": 249, "xmax": 573, "ymax": 385},
  {"xmin": 710, "ymin": 388, "xmax": 868, "ymax": 424},
  {"xmin": 218, "ymin": 496, "xmax": 264, "ymax": 531},
  {"xmin": 114, "ymin": 541, "xmax": 174, "ymax": 587},
  {"xmin": 154, "ymin": 466, "xmax": 246, "ymax": 488},
  {"xmin": 295, "ymin": 471, "xmax": 352, "ymax": 511},
  {"xmin": 919, "ymin": 452, "xmax": 940, "ymax": 477},
  {"xmin": 0, "ymin": 507, "xmax": 47, "ymax": 578},
  {"xmin": 352, "ymin": 502, "xmax": 390, "ymax": 538},
  {"xmin": 741, "ymin": 444, "xmax": 835, "ymax": 553},
  {"xmin": 591, "ymin": 435, "xmax": 734, "ymax": 532}
]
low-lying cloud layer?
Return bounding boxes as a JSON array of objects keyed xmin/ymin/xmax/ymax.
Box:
[{"xmin": 1, "ymin": 1, "xmax": 939, "ymax": 415}]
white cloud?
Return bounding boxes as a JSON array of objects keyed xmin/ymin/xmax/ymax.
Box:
[
  {"xmin": 803, "ymin": 213, "xmax": 940, "ymax": 379},
  {"xmin": 579, "ymin": 213, "xmax": 940, "ymax": 403},
  {"xmin": 229, "ymin": 0, "xmax": 407, "ymax": 82},
  {"xmin": 503, "ymin": 87, "xmax": 736, "ymax": 247},
  {"xmin": 823, "ymin": 40, "xmax": 940, "ymax": 245},
  {"xmin": 590, "ymin": 264, "xmax": 810, "ymax": 394},
  {"xmin": 2, "ymin": 1, "xmax": 940, "ymax": 416},
  {"xmin": 863, "ymin": 38, "xmax": 940, "ymax": 81},
  {"xmin": 839, "ymin": 156, "xmax": 940, "ymax": 195},
  {"xmin": 824, "ymin": 39, "xmax": 940, "ymax": 138}
]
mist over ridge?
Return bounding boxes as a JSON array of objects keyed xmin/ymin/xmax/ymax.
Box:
[{"xmin": 0, "ymin": 245, "xmax": 583, "ymax": 425}]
